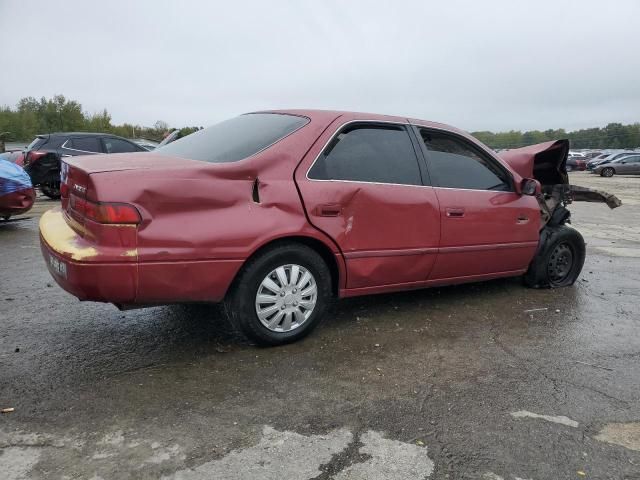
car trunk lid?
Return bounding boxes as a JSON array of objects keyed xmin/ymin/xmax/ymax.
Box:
[{"xmin": 63, "ymin": 152, "xmax": 204, "ymax": 174}]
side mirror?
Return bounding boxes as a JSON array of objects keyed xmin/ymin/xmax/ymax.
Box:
[{"xmin": 520, "ymin": 178, "xmax": 540, "ymax": 196}]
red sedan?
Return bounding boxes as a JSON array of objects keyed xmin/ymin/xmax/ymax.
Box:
[{"xmin": 40, "ymin": 110, "xmax": 605, "ymax": 345}]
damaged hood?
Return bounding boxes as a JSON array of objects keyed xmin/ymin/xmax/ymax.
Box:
[
  {"xmin": 499, "ymin": 139, "xmax": 621, "ymax": 210},
  {"xmin": 499, "ymin": 139, "xmax": 569, "ymax": 186}
]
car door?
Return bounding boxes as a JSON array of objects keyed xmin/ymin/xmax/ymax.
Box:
[
  {"xmin": 295, "ymin": 119, "xmax": 441, "ymax": 291},
  {"xmin": 617, "ymin": 155, "xmax": 640, "ymax": 174},
  {"xmin": 629, "ymin": 156, "xmax": 640, "ymax": 174},
  {"xmin": 414, "ymin": 127, "xmax": 540, "ymax": 280}
]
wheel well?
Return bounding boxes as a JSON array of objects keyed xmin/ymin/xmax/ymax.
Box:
[{"xmin": 230, "ymin": 236, "xmax": 341, "ymax": 297}]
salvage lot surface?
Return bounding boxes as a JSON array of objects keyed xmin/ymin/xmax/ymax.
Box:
[{"xmin": 1, "ymin": 172, "xmax": 639, "ymax": 479}]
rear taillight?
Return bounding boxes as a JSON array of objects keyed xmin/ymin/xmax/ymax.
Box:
[
  {"xmin": 70, "ymin": 195, "xmax": 141, "ymax": 224},
  {"xmin": 24, "ymin": 150, "xmax": 46, "ymax": 166}
]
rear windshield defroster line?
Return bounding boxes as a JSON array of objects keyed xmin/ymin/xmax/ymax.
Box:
[{"xmin": 156, "ymin": 113, "xmax": 309, "ymax": 163}]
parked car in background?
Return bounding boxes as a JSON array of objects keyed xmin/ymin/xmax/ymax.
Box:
[
  {"xmin": 132, "ymin": 138, "xmax": 159, "ymax": 151},
  {"xmin": 39, "ymin": 110, "xmax": 620, "ymax": 346},
  {"xmin": 566, "ymin": 155, "xmax": 586, "ymax": 171},
  {"xmin": 23, "ymin": 132, "xmax": 146, "ymax": 199},
  {"xmin": 593, "ymin": 154, "xmax": 640, "ymax": 177},
  {"xmin": 0, "ymin": 159, "xmax": 35, "ymax": 220},
  {"xmin": 157, "ymin": 129, "xmax": 182, "ymax": 147},
  {"xmin": 587, "ymin": 151, "xmax": 633, "ymax": 171},
  {"xmin": 0, "ymin": 150, "xmax": 25, "ymax": 165}
]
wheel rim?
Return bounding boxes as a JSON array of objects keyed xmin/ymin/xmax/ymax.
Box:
[
  {"xmin": 42, "ymin": 181, "xmax": 61, "ymax": 196},
  {"xmin": 255, "ymin": 264, "xmax": 317, "ymax": 333},
  {"xmin": 547, "ymin": 242, "xmax": 574, "ymax": 284},
  {"xmin": 604, "ymin": 168, "xmax": 613, "ymax": 177}
]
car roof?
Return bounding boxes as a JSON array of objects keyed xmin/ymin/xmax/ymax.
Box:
[
  {"xmin": 39, "ymin": 132, "xmax": 127, "ymax": 139},
  {"xmin": 259, "ymin": 109, "xmax": 469, "ymax": 137}
]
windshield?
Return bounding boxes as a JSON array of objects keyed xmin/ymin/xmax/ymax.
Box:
[{"xmin": 156, "ymin": 113, "xmax": 309, "ymax": 163}]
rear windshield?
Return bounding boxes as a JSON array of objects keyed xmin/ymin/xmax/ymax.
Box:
[
  {"xmin": 26, "ymin": 136, "xmax": 47, "ymax": 151},
  {"xmin": 156, "ymin": 113, "xmax": 309, "ymax": 163}
]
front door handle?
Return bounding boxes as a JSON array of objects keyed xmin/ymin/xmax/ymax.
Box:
[
  {"xmin": 317, "ymin": 204, "xmax": 342, "ymax": 217},
  {"xmin": 445, "ymin": 207, "xmax": 465, "ymax": 218}
]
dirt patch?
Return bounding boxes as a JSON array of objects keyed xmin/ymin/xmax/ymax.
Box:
[{"xmin": 595, "ymin": 422, "xmax": 640, "ymax": 452}]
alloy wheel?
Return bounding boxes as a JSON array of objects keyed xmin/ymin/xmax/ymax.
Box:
[{"xmin": 255, "ymin": 264, "xmax": 317, "ymax": 332}]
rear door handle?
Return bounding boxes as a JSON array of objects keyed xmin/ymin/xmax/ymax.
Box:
[
  {"xmin": 317, "ymin": 204, "xmax": 342, "ymax": 217},
  {"xmin": 445, "ymin": 207, "xmax": 465, "ymax": 218}
]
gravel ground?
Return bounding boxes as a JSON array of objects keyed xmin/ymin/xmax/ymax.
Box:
[{"xmin": 1, "ymin": 172, "xmax": 639, "ymax": 479}]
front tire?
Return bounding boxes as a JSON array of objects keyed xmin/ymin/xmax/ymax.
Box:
[
  {"xmin": 601, "ymin": 167, "xmax": 615, "ymax": 177},
  {"xmin": 41, "ymin": 181, "xmax": 61, "ymax": 199},
  {"xmin": 224, "ymin": 243, "xmax": 333, "ymax": 346},
  {"xmin": 524, "ymin": 225, "xmax": 586, "ymax": 288}
]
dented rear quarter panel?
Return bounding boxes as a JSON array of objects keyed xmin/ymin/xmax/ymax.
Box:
[{"xmin": 85, "ymin": 111, "xmax": 346, "ymax": 302}]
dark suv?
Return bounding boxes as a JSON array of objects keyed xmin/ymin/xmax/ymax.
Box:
[{"xmin": 24, "ymin": 132, "xmax": 146, "ymax": 198}]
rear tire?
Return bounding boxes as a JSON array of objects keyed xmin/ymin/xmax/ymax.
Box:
[
  {"xmin": 224, "ymin": 243, "xmax": 333, "ymax": 346},
  {"xmin": 41, "ymin": 181, "xmax": 61, "ymax": 199},
  {"xmin": 524, "ymin": 225, "xmax": 585, "ymax": 288},
  {"xmin": 601, "ymin": 167, "xmax": 615, "ymax": 177}
]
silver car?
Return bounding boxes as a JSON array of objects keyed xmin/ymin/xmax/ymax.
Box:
[{"xmin": 594, "ymin": 154, "xmax": 640, "ymax": 177}]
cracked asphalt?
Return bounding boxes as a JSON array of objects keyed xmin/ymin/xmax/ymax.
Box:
[{"xmin": 1, "ymin": 172, "xmax": 639, "ymax": 479}]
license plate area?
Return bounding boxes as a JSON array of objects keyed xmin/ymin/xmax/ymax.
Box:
[{"xmin": 48, "ymin": 253, "xmax": 68, "ymax": 279}]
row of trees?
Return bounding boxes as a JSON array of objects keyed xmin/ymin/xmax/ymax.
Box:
[
  {"xmin": 0, "ymin": 95, "xmax": 200, "ymax": 143},
  {"xmin": 1, "ymin": 95, "xmax": 639, "ymax": 150},
  {"xmin": 472, "ymin": 123, "xmax": 640, "ymax": 150}
]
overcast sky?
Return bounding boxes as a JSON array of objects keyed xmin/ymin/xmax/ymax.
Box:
[{"xmin": 1, "ymin": 0, "xmax": 639, "ymax": 132}]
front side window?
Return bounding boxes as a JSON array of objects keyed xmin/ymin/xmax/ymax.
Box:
[
  {"xmin": 103, "ymin": 138, "xmax": 142, "ymax": 154},
  {"xmin": 68, "ymin": 137, "xmax": 102, "ymax": 153},
  {"xmin": 308, "ymin": 125, "xmax": 423, "ymax": 186},
  {"xmin": 419, "ymin": 129, "xmax": 512, "ymax": 191},
  {"xmin": 156, "ymin": 113, "xmax": 309, "ymax": 163}
]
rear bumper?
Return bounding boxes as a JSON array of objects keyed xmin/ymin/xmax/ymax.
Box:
[
  {"xmin": 39, "ymin": 208, "xmax": 243, "ymax": 304},
  {"xmin": 39, "ymin": 208, "xmax": 137, "ymax": 302},
  {"xmin": 0, "ymin": 188, "xmax": 35, "ymax": 217}
]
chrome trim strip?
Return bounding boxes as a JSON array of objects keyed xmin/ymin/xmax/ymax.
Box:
[
  {"xmin": 439, "ymin": 241, "xmax": 538, "ymax": 253},
  {"xmin": 342, "ymin": 242, "xmax": 537, "ymax": 260},
  {"xmin": 433, "ymin": 186, "xmax": 515, "ymax": 194},
  {"xmin": 344, "ymin": 247, "xmax": 439, "ymax": 259}
]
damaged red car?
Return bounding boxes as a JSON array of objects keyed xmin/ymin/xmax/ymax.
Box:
[{"xmin": 39, "ymin": 110, "xmax": 620, "ymax": 345}]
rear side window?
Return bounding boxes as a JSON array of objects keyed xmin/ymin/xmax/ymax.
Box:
[
  {"xmin": 67, "ymin": 137, "xmax": 102, "ymax": 153},
  {"xmin": 419, "ymin": 130, "xmax": 512, "ymax": 191},
  {"xmin": 308, "ymin": 125, "xmax": 423, "ymax": 186},
  {"xmin": 103, "ymin": 137, "xmax": 142, "ymax": 153},
  {"xmin": 156, "ymin": 113, "xmax": 308, "ymax": 163},
  {"xmin": 26, "ymin": 137, "xmax": 46, "ymax": 151}
]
